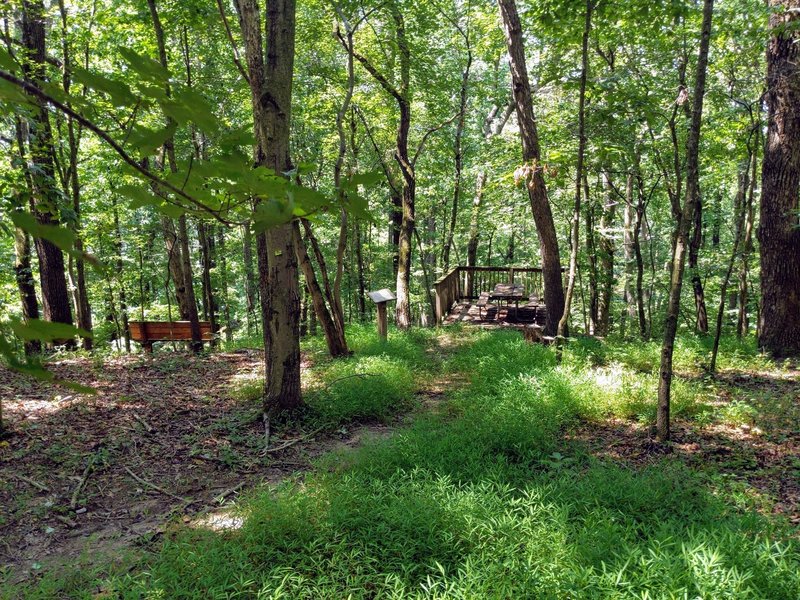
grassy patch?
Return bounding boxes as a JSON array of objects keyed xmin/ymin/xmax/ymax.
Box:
[{"xmin": 7, "ymin": 330, "xmax": 799, "ymax": 599}]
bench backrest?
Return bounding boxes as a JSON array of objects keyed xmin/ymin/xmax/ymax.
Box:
[{"xmin": 129, "ymin": 321, "xmax": 213, "ymax": 343}]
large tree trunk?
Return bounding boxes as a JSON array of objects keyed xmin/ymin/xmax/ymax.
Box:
[
  {"xmin": 758, "ymin": 0, "xmax": 800, "ymax": 358},
  {"xmin": 238, "ymin": 0, "xmax": 301, "ymax": 413},
  {"xmin": 21, "ymin": 0, "xmax": 75, "ymax": 344},
  {"xmin": 657, "ymin": 0, "xmax": 714, "ymax": 442},
  {"xmin": 498, "ymin": 0, "xmax": 565, "ymax": 336}
]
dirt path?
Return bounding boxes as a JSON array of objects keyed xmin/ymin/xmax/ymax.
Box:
[{"xmin": 0, "ymin": 339, "xmax": 468, "ymax": 584}]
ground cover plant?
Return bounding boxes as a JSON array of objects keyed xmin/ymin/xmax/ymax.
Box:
[{"xmin": 5, "ymin": 328, "xmax": 797, "ymax": 598}]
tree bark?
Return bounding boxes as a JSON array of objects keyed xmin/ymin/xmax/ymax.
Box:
[
  {"xmin": 21, "ymin": 0, "xmax": 75, "ymax": 344},
  {"xmin": 237, "ymin": 0, "xmax": 301, "ymax": 413},
  {"xmin": 657, "ymin": 0, "xmax": 714, "ymax": 442},
  {"xmin": 498, "ymin": 0, "xmax": 565, "ymax": 336},
  {"xmin": 757, "ymin": 0, "xmax": 800, "ymax": 358}
]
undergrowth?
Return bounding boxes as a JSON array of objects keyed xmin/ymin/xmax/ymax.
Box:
[{"xmin": 6, "ymin": 329, "xmax": 799, "ymax": 599}]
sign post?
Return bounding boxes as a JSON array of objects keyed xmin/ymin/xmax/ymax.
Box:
[{"xmin": 367, "ymin": 289, "xmax": 396, "ymax": 342}]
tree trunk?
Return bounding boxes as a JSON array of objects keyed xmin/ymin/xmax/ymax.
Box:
[
  {"xmin": 198, "ymin": 221, "xmax": 218, "ymax": 346},
  {"xmin": 711, "ymin": 161, "xmax": 750, "ymax": 372},
  {"xmin": 217, "ymin": 228, "xmax": 233, "ymax": 342},
  {"xmin": 355, "ymin": 219, "xmax": 367, "ymax": 320},
  {"xmin": 596, "ymin": 171, "xmax": 615, "ymax": 336},
  {"xmin": 147, "ymin": 0, "xmax": 203, "ymax": 353},
  {"xmin": 238, "ymin": 0, "xmax": 302, "ymax": 413},
  {"xmin": 688, "ymin": 190, "xmax": 709, "ymax": 333},
  {"xmin": 757, "ymin": 0, "xmax": 800, "ymax": 358},
  {"xmin": 558, "ymin": 0, "xmax": 592, "ymax": 337},
  {"xmin": 621, "ymin": 172, "xmax": 636, "ymax": 337},
  {"xmin": 10, "ymin": 120, "xmax": 42, "ymax": 356},
  {"xmin": 14, "ymin": 226, "xmax": 41, "ymax": 356},
  {"xmin": 738, "ymin": 135, "xmax": 757, "ymax": 337},
  {"xmin": 558, "ymin": 0, "xmax": 592, "ymax": 336},
  {"xmin": 57, "ymin": 0, "xmax": 92, "ymax": 350},
  {"xmin": 499, "ymin": 0, "xmax": 565, "ymax": 336},
  {"xmin": 21, "ymin": 0, "xmax": 75, "ymax": 345},
  {"xmin": 657, "ymin": 0, "xmax": 714, "ymax": 442},
  {"xmin": 242, "ymin": 222, "xmax": 257, "ymax": 335},
  {"xmin": 112, "ymin": 199, "xmax": 131, "ymax": 352},
  {"xmin": 293, "ymin": 222, "xmax": 349, "ymax": 356}
]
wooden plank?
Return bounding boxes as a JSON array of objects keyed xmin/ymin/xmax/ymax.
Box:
[{"xmin": 129, "ymin": 321, "xmax": 213, "ymax": 343}]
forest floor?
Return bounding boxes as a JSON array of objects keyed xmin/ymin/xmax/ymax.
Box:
[
  {"xmin": 0, "ymin": 329, "xmax": 466, "ymax": 585},
  {"xmin": 1, "ymin": 329, "xmax": 799, "ymax": 597}
]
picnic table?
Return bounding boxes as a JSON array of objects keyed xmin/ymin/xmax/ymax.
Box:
[{"xmin": 489, "ymin": 283, "xmax": 526, "ymax": 311}]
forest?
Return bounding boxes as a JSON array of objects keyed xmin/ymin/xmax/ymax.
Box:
[{"xmin": 0, "ymin": 0, "xmax": 799, "ymax": 596}]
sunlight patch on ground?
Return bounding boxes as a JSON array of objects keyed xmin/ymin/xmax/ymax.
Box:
[{"xmin": 192, "ymin": 508, "xmax": 244, "ymax": 532}]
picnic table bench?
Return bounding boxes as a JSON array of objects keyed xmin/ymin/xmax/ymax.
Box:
[{"xmin": 129, "ymin": 321, "xmax": 213, "ymax": 352}]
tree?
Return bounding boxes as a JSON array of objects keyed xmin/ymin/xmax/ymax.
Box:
[
  {"xmin": 20, "ymin": 0, "xmax": 75, "ymax": 343},
  {"xmin": 657, "ymin": 0, "xmax": 714, "ymax": 442},
  {"xmin": 498, "ymin": 0, "xmax": 565, "ymax": 336},
  {"xmin": 758, "ymin": 0, "xmax": 800, "ymax": 358},
  {"xmin": 237, "ymin": 0, "xmax": 302, "ymax": 415}
]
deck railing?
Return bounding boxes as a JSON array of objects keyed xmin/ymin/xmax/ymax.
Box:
[{"xmin": 433, "ymin": 266, "xmax": 551, "ymax": 322}]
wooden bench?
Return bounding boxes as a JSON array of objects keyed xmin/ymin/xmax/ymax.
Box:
[{"xmin": 128, "ymin": 321, "xmax": 213, "ymax": 352}]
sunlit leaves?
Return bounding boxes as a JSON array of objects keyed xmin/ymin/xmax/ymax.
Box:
[
  {"xmin": 9, "ymin": 212, "xmax": 76, "ymax": 253},
  {"xmin": 118, "ymin": 47, "xmax": 170, "ymax": 84},
  {"xmin": 127, "ymin": 122, "xmax": 179, "ymax": 155}
]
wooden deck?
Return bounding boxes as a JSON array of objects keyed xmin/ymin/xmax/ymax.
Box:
[
  {"xmin": 434, "ymin": 265, "xmax": 561, "ymax": 328},
  {"xmin": 443, "ymin": 300, "xmax": 548, "ymax": 328}
]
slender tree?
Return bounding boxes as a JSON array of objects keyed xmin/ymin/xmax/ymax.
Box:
[
  {"xmin": 657, "ymin": 0, "xmax": 714, "ymax": 442},
  {"xmin": 498, "ymin": 0, "xmax": 565, "ymax": 336}
]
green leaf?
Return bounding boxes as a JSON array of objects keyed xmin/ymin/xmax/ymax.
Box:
[
  {"xmin": 11, "ymin": 318, "xmax": 91, "ymax": 343},
  {"xmin": 117, "ymin": 184, "xmax": 160, "ymax": 209},
  {"xmin": 127, "ymin": 122, "xmax": 178, "ymax": 155},
  {"xmin": 118, "ymin": 47, "xmax": 170, "ymax": 83},
  {"xmin": 252, "ymin": 198, "xmax": 295, "ymax": 232},
  {"xmin": 10, "ymin": 212, "xmax": 75, "ymax": 252},
  {"xmin": 72, "ymin": 67, "xmax": 135, "ymax": 107},
  {"xmin": 0, "ymin": 46, "xmax": 20, "ymax": 72}
]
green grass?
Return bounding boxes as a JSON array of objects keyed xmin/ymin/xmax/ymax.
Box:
[{"xmin": 6, "ymin": 329, "xmax": 799, "ymax": 599}]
